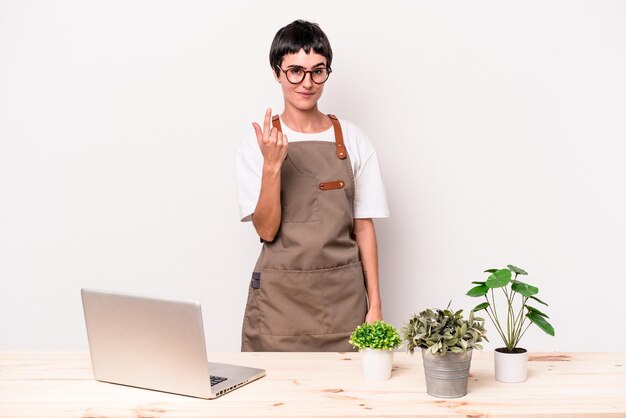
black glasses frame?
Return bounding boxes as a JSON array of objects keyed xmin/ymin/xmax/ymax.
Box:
[{"xmin": 275, "ymin": 65, "xmax": 332, "ymax": 85}]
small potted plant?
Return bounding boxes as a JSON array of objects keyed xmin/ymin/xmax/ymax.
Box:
[
  {"xmin": 401, "ymin": 304, "xmax": 487, "ymax": 398},
  {"xmin": 466, "ymin": 265, "xmax": 555, "ymax": 383},
  {"xmin": 349, "ymin": 320, "xmax": 401, "ymax": 381}
]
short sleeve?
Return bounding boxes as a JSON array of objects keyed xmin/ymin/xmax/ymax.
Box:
[
  {"xmin": 235, "ymin": 129, "xmax": 263, "ymax": 222},
  {"xmin": 353, "ymin": 151, "xmax": 390, "ymax": 219},
  {"xmin": 341, "ymin": 120, "xmax": 390, "ymax": 219}
]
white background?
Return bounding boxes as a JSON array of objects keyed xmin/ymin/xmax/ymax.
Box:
[{"xmin": 1, "ymin": 1, "xmax": 625, "ymax": 352}]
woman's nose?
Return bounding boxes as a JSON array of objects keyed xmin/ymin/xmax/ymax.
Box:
[{"xmin": 301, "ymin": 72, "xmax": 313, "ymax": 88}]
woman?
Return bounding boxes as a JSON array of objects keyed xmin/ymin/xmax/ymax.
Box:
[{"xmin": 236, "ymin": 20, "xmax": 389, "ymax": 351}]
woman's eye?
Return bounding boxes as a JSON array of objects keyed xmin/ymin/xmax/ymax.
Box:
[
  {"xmin": 289, "ymin": 68, "xmax": 303, "ymax": 75},
  {"xmin": 313, "ymin": 69, "xmax": 324, "ymax": 75}
]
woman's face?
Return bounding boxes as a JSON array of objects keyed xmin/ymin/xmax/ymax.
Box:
[{"xmin": 275, "ymin": 49, "xmax": 328, "ymax": 112}]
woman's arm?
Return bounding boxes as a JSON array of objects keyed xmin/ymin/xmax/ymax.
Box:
[
  {"xmin": 251, "ymin": 109, "xmax": 288, "ymax": 242},
  {"xmin": 252, "ymin": 164, "xmax": 282, "ymax": 242},
  {"xmin": 353, "ymin": 218, "xmax": 383, "ymax": 322}
]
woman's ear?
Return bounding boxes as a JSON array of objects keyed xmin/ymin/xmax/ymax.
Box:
[{"xmin": 273, "ymin": 68, "xmax": 281, "ymax": 83}]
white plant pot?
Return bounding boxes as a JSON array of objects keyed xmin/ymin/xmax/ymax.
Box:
[
  {"xmin": 494, "ymin": 347, "xmax": 528, "ymax": 383},
  {"xmin": 360, "ymin": 348, "xmax": 394, "ymax": 381}
]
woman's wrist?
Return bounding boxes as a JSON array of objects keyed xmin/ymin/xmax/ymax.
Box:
[
  {"xmin": 368, "ymin": 300, "xmax": 382, "ymax": 310},
  {"xmin": 262, "ymin": 162, "xmax": 282, "ymax": 176}
]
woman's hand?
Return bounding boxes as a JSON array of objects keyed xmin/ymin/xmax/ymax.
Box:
[
  {"xmin": 250, "ymin": 108, "xmax": 287, "ymax": 242},
  {"xmin": 365, "ymin": 305, "xmax": 383, "ymax": 323},
  {"xmin": 252, "ymin": 108, "xmax": 288, "ymax": 171}
]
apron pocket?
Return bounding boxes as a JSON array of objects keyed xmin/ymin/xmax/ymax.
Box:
[
  {"xmin": 280, "ymin": 174, "xmax": 319, "ymax": 223},
  {"xmin": 280, "ymin": 156, "xmax": 319, "ymax": 223},
  {"xmin": 321, "ymin": 262, "xmax": 368, "ymax": 335},
  {"xmin": 258, "ymin": 268, "xmax": 325, "ymax": 336},
  {"xmin": 258, "ymin": 263, "xmax": 367, "ymax": 337}
]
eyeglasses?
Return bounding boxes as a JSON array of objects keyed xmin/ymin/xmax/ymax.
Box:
[{"xmin": 276, "ymin": 65, "xmax": 332, "ymax": 84}]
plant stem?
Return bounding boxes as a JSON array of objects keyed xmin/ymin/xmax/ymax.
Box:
[
  {"xmin": 484, "ymin": 296, "xmax": 508, "ymax": 345},
  {"xmin": 502, "ymin": 286, "xmax": 514, "ymax": 348},
  {"xmin": 489, "ymin": 289, "xmax": 509, "ymax": 347},
  {"xmin": 515, "ymin": 321, "xmax": 533, "ymax": 347},
  {"xmin": 490, "ymin": 288, "xmax": 501, "ymax": 326},
  {"xmin": 510, "ymin": 272, "xmax": 518, "ymax": 314},
  {"xmin": 511, "ymin": 297, "xmax": 528, "ymax": 348},
  {"xmin": 509, "ymin": 273, "xmax": 518, "ymax": 348}
]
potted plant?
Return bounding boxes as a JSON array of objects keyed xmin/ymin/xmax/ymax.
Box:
[
  {"xmin": 349, "ymin": 320, "xmax": 401, "ymax": 381},
  {"xmin": 466, "ymin": 264, "xmax": 555, "ymax": 383},
  {"xmin": 401, "ymin": 304, "xmax": 487, "ymax": 398}
]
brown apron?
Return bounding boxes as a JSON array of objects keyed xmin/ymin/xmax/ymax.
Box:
[{"xmin": 241, "ymin": 114, "xmax": 368, "ymax": 352}]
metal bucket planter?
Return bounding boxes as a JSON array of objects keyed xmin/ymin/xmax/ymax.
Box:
[{"xmin": 421, "ymin": 348, "xmax": 473, "ymax": 398}]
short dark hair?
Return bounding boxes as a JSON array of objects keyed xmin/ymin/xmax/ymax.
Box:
[{"xmin": 269, "ymin": 20, "xmax": 333, "ymax": 77}]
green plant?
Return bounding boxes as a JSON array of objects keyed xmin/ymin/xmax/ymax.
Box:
[
  {"xmin": 466, "ymin": 265, "xmax": 555, "ymax": 352},
  {"xmin": 349, "ymin": 321, "xmax": 402, "ymax": 351},
  {"xmin": 401, "ymin": 303, "xmax": 488, "ymax": 355}
]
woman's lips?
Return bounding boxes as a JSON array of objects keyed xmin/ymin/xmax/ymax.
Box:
[{"xmin": 297, "ymin": 92, "xmax": 315, "ymax": 98}]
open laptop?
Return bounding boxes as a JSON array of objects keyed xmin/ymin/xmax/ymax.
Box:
[{"xmin": 81, "ymin": 288, "xmax": 265, "ymax": 399}]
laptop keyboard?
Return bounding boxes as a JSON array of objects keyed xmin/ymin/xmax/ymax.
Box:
[{"xmin": 210, "ymin": 375, "xmax": 228, "ymax": 386}]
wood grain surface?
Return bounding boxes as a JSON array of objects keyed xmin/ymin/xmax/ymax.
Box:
[{"xmin": 1, "ymin": 351, "xmax": 625, "ymax": 417}]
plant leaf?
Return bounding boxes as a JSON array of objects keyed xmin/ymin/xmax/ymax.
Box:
[
  {"xmin": 511, "ymin": 280, "xmax": 539, "ymax": 297},
  {"xmin": 485, "ymin": 269, "xmax": 512, "ymax": 288},
  {"xmin": 466, "ymin": 284, "xmax": 489, "ymax": 297},
  {"xmin": 484, "ymin": 269, "xmax": 498, "ymax": 273},
  {"xmin": 472, "ymin": 302, "xmax": 490, "ymax": 312},
  {"xmin": 530, "ymin": 295, "xmax": 548, "ymax": 306},
  {"xmin": 472, "ymin": 281, "xmax": 486, "ymax": 285},
  {"xmin": 525, "ymin": 305, "xmax": 549, "ymax": 318},
  {"xmin": 526, "ymin": 312, "xmax": 555, "ymax": 336},
  {"xmin": 508, "ymin": 265, "xmax": 528, "ymax": 275}
]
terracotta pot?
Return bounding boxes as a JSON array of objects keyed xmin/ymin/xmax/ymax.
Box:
[{"xmin": 494, "ymin": 347, "xmax": 528, "ymax": 383}]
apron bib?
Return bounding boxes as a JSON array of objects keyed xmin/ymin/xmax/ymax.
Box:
[{"xmin": 241, "ymin": 115, "xmax": 368, "ymax": 351}]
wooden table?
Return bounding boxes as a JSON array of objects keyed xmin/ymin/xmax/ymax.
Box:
[{"xmin": 1, "ymin": 351, "xmax": 625, "ymax": 417}]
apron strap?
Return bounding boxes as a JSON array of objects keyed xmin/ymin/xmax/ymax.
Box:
[
  {"xmin": 271, "ymin": 114, "xmax": 346, "ymax": 160},
  {"xmin": 328, "ymin": 114, "xmax": 346, "ymax": 160},
  {"xmin": 272, "ymin": 115, "xmax": 282, "ymax": 132}
]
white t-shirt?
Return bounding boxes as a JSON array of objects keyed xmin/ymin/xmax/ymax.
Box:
[{"xmin": 236, "ymin": 116, "xmax": 390, "ymax": 222}]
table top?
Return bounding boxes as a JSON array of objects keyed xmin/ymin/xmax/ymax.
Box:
[{"xmin": 1, "ymin": 351, "xmax": 625, "ymax": 418}]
